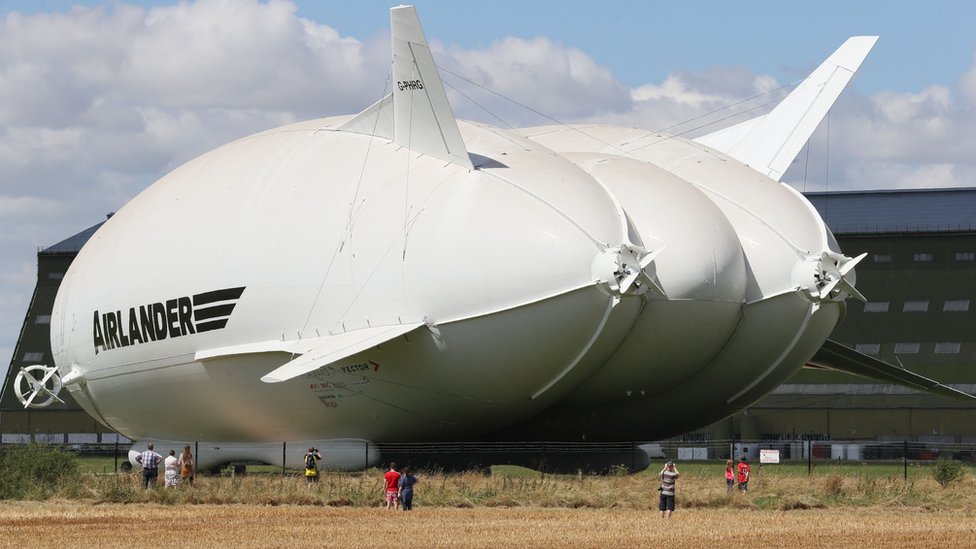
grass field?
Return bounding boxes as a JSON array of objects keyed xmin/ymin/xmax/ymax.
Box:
[
  {"xmin": 3, "ymin": 455, "xmax": 976, "ymax": 547},
  {"xmin": 1, "ymin": 503, "xmax": 974, "ymax": 548}
]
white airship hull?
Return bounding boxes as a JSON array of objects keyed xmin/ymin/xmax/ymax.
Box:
[{"xmin": 46, "ymin": 6, "xmax": 880, "ymax": 454}]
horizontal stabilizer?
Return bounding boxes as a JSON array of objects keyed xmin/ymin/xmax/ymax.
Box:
[
  {"xmin": 696, "ymin": 36, "xmax": 878, "ymax": 181},
  {"xmin": 260, "ymin": 323, "xmax": 423, "ymax": 383},
  {"xmin": 338, "ymin": 93, "xmax": 394, "ymax": 139},
  {"xmin": 806, "ymin": 339, "xmax": 976, "ymax": 401}
]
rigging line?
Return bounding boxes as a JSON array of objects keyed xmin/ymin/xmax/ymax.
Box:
[
  {"xmin": 441, "ymin": 65, "xmax": 804, "ymax": 152},
  {"xmin": 330, "ymin": 229, "xmax": 412, "ymax": 333},
  {"xmin": 652, "ymin": 78, "xmax": 803, "ymax": 134},
  {"xmin": 439, "ymin": 67, "xmax": 632, "ymax": 157},
  {"xmin": 802, "ymin": 137, "xmax": 811, "ymax": 193},
  {"xmin": 824, "ymin": 112, "xmax": 831, "ymax": 220},
  {"xmin": 626, "ymin": 95, "xmax": 787, "ymax": 154},
  {"xmin": 300, "ymin": 62, "xmax": 394, "ymax": 336},
  {"xmin": 441, "ymin": 79, "xmax": 515, "ymax": 130}
]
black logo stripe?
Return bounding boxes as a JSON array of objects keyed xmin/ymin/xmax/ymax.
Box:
[
  {"xmin": 193, "ymin": 303, "xmax": 236, "ymax": 321},
  {"xmin": 193, "ymin": 286, "xmax": 246, "ymax": 307},
  {"xmin": 196, "ymin": 319, "xmax": 230, "ymax": 333}
]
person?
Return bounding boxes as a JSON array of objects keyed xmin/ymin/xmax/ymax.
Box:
[
  {"xmin": 658, "ymin": 461, "xmax": 680, "ymax": 519},
  {"xmin": 178, "ymin": 445, "xmax": 194, "ymax": 485},
  {"xmin": 304, "ymin": 448, "xmax": 323, "ymax": 485},
  {"xmin": 398, "ymin": 466, "xmax": 417, "ymax": 511},
  {"xmin": 383, "ymin": 462, "xmax": 401, "ymax": 510},
  {"xmin": 163, "ymin": 449, "xmax": 180, "ymax": 487},
  {"xmin": 135, "ymin": 443, "xmax": 163, "ymax": 489},
  {"xmin": 737, "ymin": 456, "xmax": 751, "ymax": 492},
  {"xmin": 725, "ymin": 459, "xmax": 735, "ymax": 494}
]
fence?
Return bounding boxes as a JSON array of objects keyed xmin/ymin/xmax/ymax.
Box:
[{"xmin": 2, "ymin": 437, "xmax": 975, "ymax": 474}]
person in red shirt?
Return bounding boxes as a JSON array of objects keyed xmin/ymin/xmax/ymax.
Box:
[
  {"xmin": 724, "ymin": 459, "xmax": 735, "ymax": 494},
  {"xmin": 383, "ymin": 463, "xmax": 402, "ymax": 510},
  {"xmin": 737, "ymin": 456, "xmax": 751, "ymax": 491}
]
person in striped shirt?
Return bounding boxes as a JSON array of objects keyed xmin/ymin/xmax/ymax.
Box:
[
  {"xmin": 658, "ymin": 461, "xmax": 680, "ymax": 519},
  {"xmin": 135, "ymin": 443, "xmax": 163, "ymax": 489}
]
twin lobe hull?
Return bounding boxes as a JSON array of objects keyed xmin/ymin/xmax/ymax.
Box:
[
  {"xmin": 48, "ymin": 6, "xmax": 873, "ymax": 446},
  {"xmin": 51, "ymin": 118, "xmax": 643, "ymax": 441}
]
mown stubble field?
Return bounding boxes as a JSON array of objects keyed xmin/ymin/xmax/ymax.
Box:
[
  {"xmin": 1, "ymin": 502, "xmax": 975, "ymax": 549},
  {"xmin": 4, "ymin": 459, "xmax": 976, "ymax": 548}
]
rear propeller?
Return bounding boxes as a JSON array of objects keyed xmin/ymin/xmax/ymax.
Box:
[{"xmin": 14, "ymin": 365, "xmax": 65, "ymax": 409}]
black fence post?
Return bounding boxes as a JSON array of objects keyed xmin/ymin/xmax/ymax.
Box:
[
  {"xmin": 807, "ymin": 440, "xmax": 812, "ymax": 475},
  {"xmin": 114, "ymin": 437, "xmax": 119, "ymax": 474},
  {"xmin": 903, "ymin": 440, "xmax": 908, "ymax": 481},
  {"xmin": 282, "ymin": 441, "xmax": 287, "ymax": 477}
]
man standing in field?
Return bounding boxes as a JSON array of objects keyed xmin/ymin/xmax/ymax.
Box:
[
  {"xmin": 737, "ymin": 456, "xmax": 751, "ymax": 491},
  {"xmin": 135, "ymin": 443, "xmax": 163, "ymax": 489},
  {"xmin": 304, "ymin": 447, "xmax": 322, "ymax": 487},
  {"xmin": 658, "ymin": 461, "xmax": 680, "ymax": 519},
  {"xmin": 384, "ymin": 462, "xmax": 401, "ymax": 510}
]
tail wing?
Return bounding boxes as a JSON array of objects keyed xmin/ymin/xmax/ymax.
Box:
[
  {"xmin": 339, "ymin": 5, "xmax": 473, "ymax": 169},
  {"xmin": 696, "ymin": 36, "xmax": 878, "ymax": 181}
]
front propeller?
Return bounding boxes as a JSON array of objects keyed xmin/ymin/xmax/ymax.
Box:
[{"xmin": 593, "ymin": 243, "xmax": 667, "ymax": 299}]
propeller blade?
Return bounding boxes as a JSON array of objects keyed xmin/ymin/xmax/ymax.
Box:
[
  {"xmin": 639, "ymin": 246, "xmax": 665, "ymax": 269},
  {"xmin": 838, "ymin": 278, "xmax": 867, "ymax": 302},
  {"xmin": 818, "ymin": 278, "xmax": 840, "ymax": 299},
  {"xmin": 839, "ymin": 252, "xmax": 867, "ymax": 276}
]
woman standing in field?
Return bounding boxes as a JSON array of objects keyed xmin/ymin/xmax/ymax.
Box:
[
  {"xmin": 179, "ymin": 445, "xmax": 194, "ymax": 485},
  {"xmin": 163, "ymin": 450, "xmax": 180, "ymax": 487},
  {"xmin": 398, "ymin": 466, "xmax": 418, "ymax": 511},
  {"xmin": 725, "ymin": 459, "xmax": 735, "ymax": 493}
]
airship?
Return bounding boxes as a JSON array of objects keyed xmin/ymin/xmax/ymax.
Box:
[{"xmin": 17, "ymin": 5, "xmax": 968, "ymax": 470}]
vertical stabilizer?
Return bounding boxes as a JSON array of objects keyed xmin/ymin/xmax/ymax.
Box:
[
  {"xmin": 695, "ymin": 36, "xmax": 878, "ymax": 181},
  {"xmin": 389, "ymin": 5, "xmax": 473, "ymax": 169}
]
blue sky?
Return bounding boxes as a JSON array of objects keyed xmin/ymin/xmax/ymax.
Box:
[
  {"xmin": 5, "ymin": 0, "xmax": 975, "ymax": 94},
  {"xmin": 2, "ymin": 0, "xmax": 976, "ymax": 367}
]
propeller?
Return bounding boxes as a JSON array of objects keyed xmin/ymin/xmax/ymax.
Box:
[
  {"xmin": 602, "ymin": 243, "xmax": 666, "ymax": 299},
  {"xmin": 14, "ymin": 365, "xmax": 65, "ymax": 409},
  {"xmin": 815, "ymin": 251, "xmax": 866, "ymax": 302}
]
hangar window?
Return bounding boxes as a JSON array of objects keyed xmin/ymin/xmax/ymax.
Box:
[
  {"xmin": 855, "ymin": 343, "xmax": 881, "ymax": 355},
  {"xmin": 934, "ymin": 342, "xmax": 961, "ymax": 354},
  {"xmin": 894, "ymin": 343, "xmax": 920, "ymax": 354},
  {"xmin": 22, "ymin": 352, "xmax": 44, "ymax": 362},
  {"xmin": 956, "ymin": 252, "xmax": 975, "ymax": 261},
  {"xmin": 913, "ymin": 253, "xmax": 933, "ymax": 262},
  {"xmin": 863, "ymin": 302, "xmax": 889, "ymax": 313},
  {"xmin": 872, "ymin": 254, "xmax": 892, "ymax": 263},
  {"xmin": 34, "ymin": 315, "xmax": 51, "ymax": 324},
  {"xmin": 943, "ymin": 300, "xmax": 970, "ymax": 312},
  {"xmin": 903, "ymin": 301, "xmax": 929, "ymax": 312}
]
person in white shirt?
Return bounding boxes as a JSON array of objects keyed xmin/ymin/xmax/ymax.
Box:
[{"xmin": 163, "ymin": 450, "xmax": 180, "ymax": 488}]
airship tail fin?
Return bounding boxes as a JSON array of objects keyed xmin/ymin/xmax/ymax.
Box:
[
  {"xmin": 806, "ymin": 339, "xmax": 976, "ymax": 401},
  {"xmin": 259, "ymin": 323, "xmax": 423, "ymax": 383},
  {"xmin": 695, "ymin": 36, "xmax": 878, "ymax": 181}
]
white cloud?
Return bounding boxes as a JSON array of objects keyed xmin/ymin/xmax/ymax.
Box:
[{"xmin": 440, "ymin": 36, "xmax": 631, "ymax": 125}]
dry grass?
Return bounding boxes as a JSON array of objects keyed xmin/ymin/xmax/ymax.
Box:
[
  {"xmin": 1, "ymin": 502, "xmax": 975, "ymax": 549},
  {"xmin": 2, "ymin": 463, "xmax": 975, "ymax": 547}
]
